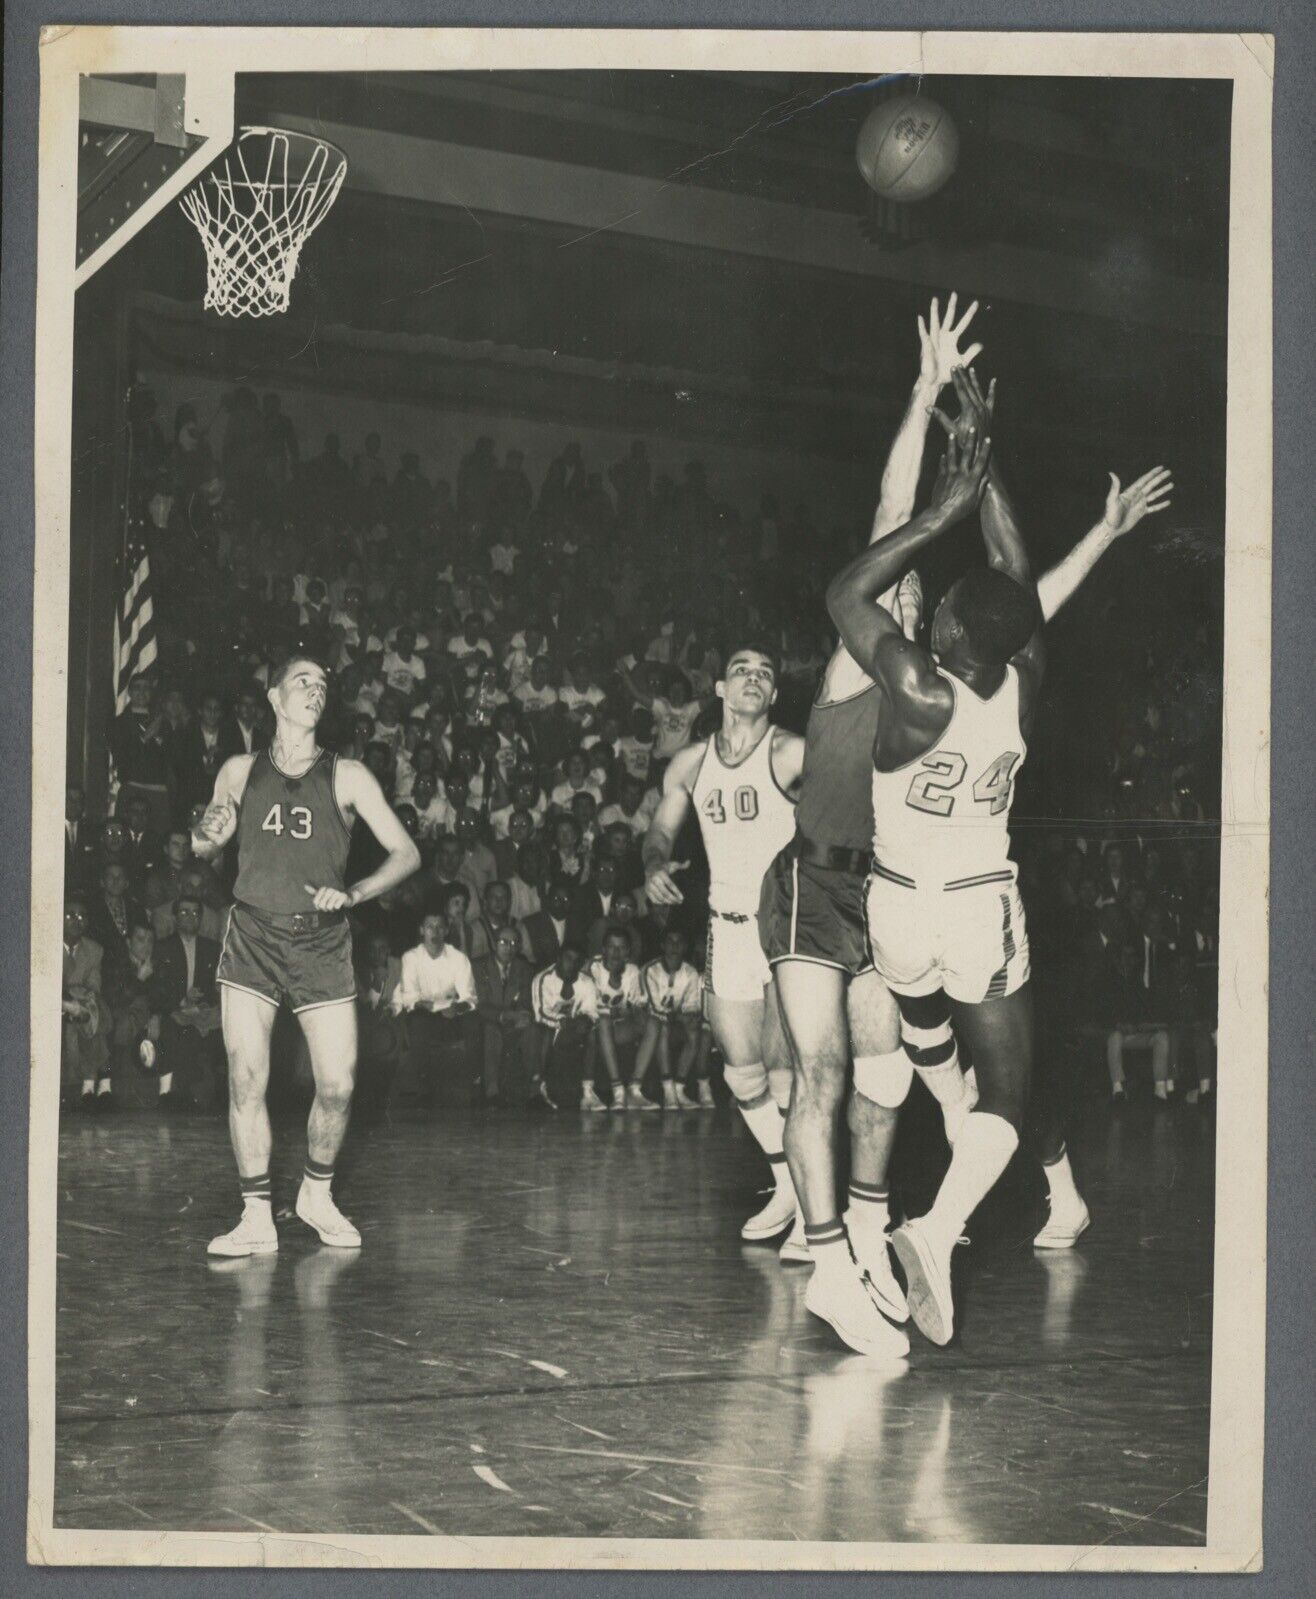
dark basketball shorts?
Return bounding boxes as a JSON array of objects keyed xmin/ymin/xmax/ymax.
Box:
[
  {"xmin": 217, "ymin": 901, "xmax": 357, "ymax": 1014},
  {"xmin": 758, "ymin": 848, "xmax": 873, "ymax": 977}
]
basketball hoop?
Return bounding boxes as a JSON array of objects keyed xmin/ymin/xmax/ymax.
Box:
[{"xmin": 179, "ymin": 126, "xmax": 347, "ymax": 317}]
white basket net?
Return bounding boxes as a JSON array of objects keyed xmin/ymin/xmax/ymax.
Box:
[{"xmin": 179, "ymin": 127, "xmax": 347, "ymax": 317}]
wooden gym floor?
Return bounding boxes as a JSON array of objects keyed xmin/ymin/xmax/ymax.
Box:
[{"xmin": 51, "ymin": 1088, "xmax": 1213, "ymax": 1547}]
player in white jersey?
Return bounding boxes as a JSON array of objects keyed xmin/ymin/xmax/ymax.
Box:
[
  {"xmin": 828, "ymin": 368, "xmax": 1173, "ymax": 1344},
  {"xmin": 643, "ymin": 644, "xmax": 805, "ymax": 1238},
  {"xmin": 639, "ymin": 927, "xmax": 713, "ymax": 1108},
  {"xmin": 585, "ymin": 930, "xmax": 650, "ymax": 1111}
]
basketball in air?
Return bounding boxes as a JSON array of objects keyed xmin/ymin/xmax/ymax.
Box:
[{"xmin": 856, "ymin": 96, "xmax": 959, "ymax": 202}]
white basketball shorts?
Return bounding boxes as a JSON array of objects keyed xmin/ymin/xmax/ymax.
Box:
[
  {"xmin": 704, "ymin": 910, "xmax": 772, "ymax": 1003},
  {"xmin": 864, "ymin": 866, "xmax": 1031, "ymax": 1005}
]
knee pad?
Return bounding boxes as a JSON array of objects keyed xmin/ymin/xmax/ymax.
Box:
[
  {"xmin": 901, "ymin": 1017, "xmax": 957, "ymax": 1069},
  {"xmin": 722, "ymin": 1060, "xmax": 770, "ymax": 1106},
  {"xmin": 767, "ymin": 1065, "xmax": 793, "ymax": 1112},
  {"xmin": 853, "ymin": 1048, "xmax": 914, "ymax": 1109}
]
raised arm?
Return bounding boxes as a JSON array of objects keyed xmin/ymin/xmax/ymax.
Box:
[
  {"xmin": 1036, "ymin": 467, "xmax": 1174, "ymax": 621},
  {"xmin": 826, "ymin": 427, "xmax": 993, "ymax": 691},
  {"xmin": 641, "ymin": 742, "xmax": 703, "ymax": 905},
  {"xmin": 871, "ymin": 293, "xmax": 982, "ymax": 543},
  {"xmin": 618, "ymin": 659, "xmax": 656, "ymax": 711}
]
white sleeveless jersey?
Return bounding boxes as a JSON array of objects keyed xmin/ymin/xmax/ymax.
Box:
[
  {"xmin": 871, "ymin": 666, "xmax": 1026, "ymax": 886},
  {"xmin": 692, "ymin": 728, "xmax": 796, "ymax": 915}
]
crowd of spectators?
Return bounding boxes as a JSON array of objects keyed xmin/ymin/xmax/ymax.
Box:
[{"xmin": 62, "ymin": 385, "xmax": 1223, "ymax": 1115}]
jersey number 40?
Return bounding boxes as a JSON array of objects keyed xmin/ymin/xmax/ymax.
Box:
[
  {"xmin": 906, "ymin": 752, "xmax": 1020, "ymax": 817},
  {"xmin": 700, "ymin": 785, "xmax": 759, "ymax": 825},
  {"xmin": 261, "ymin": 803, "xmax": 314, "ymax": 839}
]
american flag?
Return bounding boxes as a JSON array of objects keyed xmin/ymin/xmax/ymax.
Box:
[{"xmin": 112, "ymin": 527, "xmax": 157, "ymax": 712}]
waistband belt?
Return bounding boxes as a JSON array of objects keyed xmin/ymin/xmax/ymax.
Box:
[
  {"xmin": 870, "ymin": 863, "xmax": 1016, "ymax": 894},
  {"xmin": 235, "ymin": 900, "xmax": 347, "ymax": 930},
  {"xmin": 791, "ymin": 833, "xmax": 870, "ymax": 877},
  {"xmin": 710, "ymin": 909, "xmax": 752, "ymax": 925}
]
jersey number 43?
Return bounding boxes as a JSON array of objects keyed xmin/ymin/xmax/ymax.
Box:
[
  {"xmin": 261, "ymin": 803, "xmax": 314, "ymax": 839},
  {"xmin": 906, "ymin": 752, "xmax": 1020, "ymax": 817}
]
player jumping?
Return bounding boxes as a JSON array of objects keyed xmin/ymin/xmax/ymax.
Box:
[
  {"xmin": 193, "ymin": 655, "xmax": 421, "ymax": 1257},
  {"xmin": 827, "ymin": 368, "xmax": 1171, "ymax": 1343}
]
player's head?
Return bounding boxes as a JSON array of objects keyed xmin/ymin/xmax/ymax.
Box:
[
  {"xmin": 556, "ymin": 941, "xmax": 583, "ymax": 979},
  {"xmin": 267, "ymin": 654, "xmax": 330, "ymax": 730},
  {"xmin": 717, "ymin": 643, "xmax": 778, "ymax": 717},
  {"xmin": 661, "ymin": 926, "xmax": 687, "ymax": 968},
  {"xmin": 602, "ymin": 926, "xmax": 630, "ymax": 973},
  {"xmin": 493, "ymin": 925, "xmax": 520, "ymax": 964},
  {"xmin": 931, "ymin": 567, "xmax": 1040, "ymax": 667}
]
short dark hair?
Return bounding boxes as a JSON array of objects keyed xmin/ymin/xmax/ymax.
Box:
[
  {"xmin": 269, "ymin": 653, "xmax": 330, "ymax": 692},
  {"xmin": 952, "ymin": 567, "xmax": 1041, "ymax": 663},
  {"xmin": 724, "ymin": 640, "xmax": 779, "ymax": 679}
]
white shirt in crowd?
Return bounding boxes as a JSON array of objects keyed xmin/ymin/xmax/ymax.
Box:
[
  {"xmin": 559, "ymin": 684, "xmax": 607, "ymax": 725},
  {"xmin": 587, "ymin": 959, "xmax": 645, "ymax": 1016},
  {"xmin": 615, "ymin": 734, "xmax": 655, "ymax": 780},
  {"xmin": 551, "ymin": 778, "xmax": 605, "ymax": 809},
  {"xmin": 599, "ymin": 793, "xmax": 659, "ymax": 836},
  {"xmin": 531, "ymin": 967, "xmax": 600, "ymax": 1030},
  {"xmin": 650, "ymin": 696, "xmax": 702, "ymax": 760},
  {"xmin": 489, "ymin": 541, "xmax": 519, "ymax": 575},
  {"xmin": 641, "ymin": 959, "xmax": 703, "ymax": 1017},
  {"xmin": 383, "ymin": 650, "xmax": 427, "ymax": 695},
  {"xmin": 514, "ymin": 680, "xmax": 559, "ymax": 715},
  {"xmin": 392, "ymin": 942, "xmax": 478, "ymax": 1015}
]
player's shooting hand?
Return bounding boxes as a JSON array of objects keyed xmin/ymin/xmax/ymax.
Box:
[
  {"xmin": 304, "ymin": 883, "xmax": 355, "ymax": 913},
  {"xmin": 929, "ymin": 364, "xmax": 997, "ymax": 447},
  {"xmin": 918, "ymin": 292, "xmax": 983, "ymax": 389},
  {"xmin": 645, "ymin": 861, "xmax": 689, "ymax": 906},
  {"xmin": 930, "ymin": 425, "xmax": 992, "ymax": 524},
  {"xmin": 1103, "ymin": 466, "xmax": 1174, "ymax": 538}
]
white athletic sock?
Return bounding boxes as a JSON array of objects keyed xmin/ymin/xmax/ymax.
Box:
[
  {"xmin": 847, "ymin": 1181, "xmax": 891, "ymax": 1234},
  {"xmin": 1042, "ymin": 1147, "xmax": 1080, "ymax": 1207},
  {"xmin": 924, "ymin": 1112, "xmax": 1019, "ymax": 1252},
  {"xmin": 96, "ymin": 1078, "xmax": 111, "ymax": 1097},
  {"xmin": 158, "ymin": 1072, "xmax": 173, "ymax": 1096},
  {"xmin": 914, "ymin": 1056, "xmax": 967, "ymax": 1108},
  {"xmin": 739, "ymin": 1095, "xmax": 786, "ymax": 1156},
  {"xmin": 81, "ymin": 1078, "xmax": 95, "ymax": 1096},
  {"xmin": 804, "ymin": 1219, "xmax": 850, "ymax": 1273}
]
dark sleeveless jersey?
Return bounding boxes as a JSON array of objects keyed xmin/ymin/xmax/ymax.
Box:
[
  {"xmin": 233, "ymin": 748, "xmax": 353, "ymax": 914},
  {"xmin": 794, "ymin": 684, "xmax": 882, "ymax": 853}
]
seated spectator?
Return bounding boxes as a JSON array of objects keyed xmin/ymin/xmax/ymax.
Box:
[
  {"xmin": 112, "ymin": 672, "xmax": 175, "ymax": 834},
  {"xmin": 423, "ymin": 835, "xmax": 483, "ymax": 925},
  {"xmin": 513, "ymin": 655, "xmax": 559, "ymax": 720},
  {"xmin": 463, "ymin": 664, "xmax": 509, "ymax": 731},
  {"xmin": 441, "ymin": 884, "xmax": 482, "ymax": 961},
  {"xmin": 154, "ymin": 893, "xmax": 223, "ymax": 1111},
  {"xmin": 503, "ymin": 623, "xmax": 548, "ymax": 693},
  {"xmin": 491, "ymin": 776, "xmax": 547, "ymax": 839},
  {"xmin": 107, "ymin": 922, "xmax": 173, "ymax": 1106},
  {"xmin": 559, "ymin": 652, "xmax": 608, "ymax": 738},
  {"xmin": 492, "ymin": 807, "xmax": 536, "ymax": 878},
  {"xmin": 551, "ymin": 750, "xmax": 604, "ymax": 812},
  {"xmin": 548, "ymin": 817, "xmax": 590, "ymax": 885},
  {"xmin": 1095, "ymin": 842, "xmax": 1137, "ymax": 909},
  {"xmin": 522, "ymin": 880, "xmax": 574, "ymax": 968},
  {"xmin": 383, "ymin": 624, "xmax": 427, "ymax": 699},
  {"xmin": 505, "ymin": 841, "xmax": 544, "ymax": 925},
  {"xmin": 599, "ymin": 773, "xmax": 659, "ymax": 839},
  {"xmin": 583, "ymin": 928, "xmax": 649, "ymax": 1111},
  {"xmin": 530, "ymin": 943, "xmax": 599, "ymax": 1110},
  {"xmin": 614, "ymin": 705, "xmax": 656, "ymax": 784},
  {"xmin": 95, "ymin": 817, "xmax": 143, "ymax": 897},
  {"xmin": 64, "ymin": 783, "xmax": 98, "ymax": 891},
  {"xmin": 639, "ymin": 926, "xmax": 712, "ymax": 1109},
  {"xmin": 474, "ymin": 879, "xmax": 529, "ymax": 965},
  {"xmin": 61, "ymin": 897, "xmax": 112, "ymax": 1110},
  {"xmin": 474, "ymin": 925, "xmax": 538, "ymax": 1106},
  {"xmin": 569, "ymin": 791, "xmax": 601, "ymax": 860},
  {"xmin": 88, "ymin": 859, "xmax": 145, "ymax": 985},
  {"xmin": 572, "ymin": 857, "xmax": 632, "ymax": 944},
  {"xmin": 354, "ymin": 931, "xmax": 404, "ymax": 1119},
  {"xmin": 409, "ymin": 772, "xmax": 450, "ymax": 842},
  {"xmin": 121, "ymin": 793, "xmax": 165, "ymax": 879},
  {"xmin": 447, "ymin": 613, "xmax": 495, "ymax": 680},
  {"xmin": 145, "ymin": 828, "xmax": 194, "ymax": 921},
  {"xmin": 601, "ymin": 821, "xmax": 646, "ymax": 897},
  {"xmin": 1083, "ymin": 904, "xmax": 1172, "ymax": 1101},
  {"xmin": 391, "ymin": 912, "xmax": 480, "ymax": 1108}
]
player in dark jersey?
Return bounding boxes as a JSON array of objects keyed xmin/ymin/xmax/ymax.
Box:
[{"xmin": 193, "ymin": 655, "xmax": 421, "ymax": 1257}]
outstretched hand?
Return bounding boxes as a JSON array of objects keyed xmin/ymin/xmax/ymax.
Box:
[
  {"xmin": 930, "ymin": 423, "xmax": 992, "ymax": 525},
  {"xmin": 918, "ymin": 292, "xmax": 983, "ymax": 389},
  {"xmin": 930, "ymin": 363, "xmax": 997, "ymax": 449},
  {"xmin": 645, "ymin": 860, "xmax": 689, "ymax": 906},
  {"xmin": 1103, "ymin": 466, "xmax": 1174, "ymax": 537}
]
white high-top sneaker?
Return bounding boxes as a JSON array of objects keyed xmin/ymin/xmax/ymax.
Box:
[
  {"xmin": 804, "ymin": 1255, "xmax": 910, "ymax": 1360},
  {"xmin": 294, "ymin": 1184, "xmax": 362, "ymax": 1249},
  {"xmin": 580, "ymin": 1082, "xmax": 608, "ymax": 1112},
  {"xmin": 697, "ymin": 1080, "xmax": 715, "ymax": 1109},
  {"xmin": 625, "ymin": 1083, "xmax": 658, "ymax": 1111},
  {"xmin": 207, "ymin": 1203, "xmax": 279, "ymax": 1258},
  {"xmin": 741, "ymin": 1179, "xmax": 797, "ymax": 1241},
  {"xmin": 844, "ymin": 1208, "xmax": 909, "ymax": 1322},
  {"xmin": 778, "ymin": 1210, "xmax": 810, "ymax": 1264}
]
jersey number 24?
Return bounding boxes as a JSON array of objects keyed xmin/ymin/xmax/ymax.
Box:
[{"xmin": 906, "ymin": 751, "xmax": 1020, "ymax": 817}]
